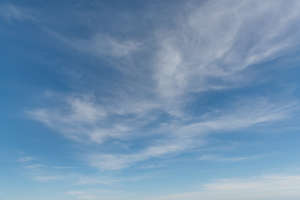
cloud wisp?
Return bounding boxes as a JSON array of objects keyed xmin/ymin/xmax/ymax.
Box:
[
  {"xmin": 87, "ymin": 99, "xmax": 297, "ymax": 170},
  {"xmin": 4, "ymin": 1, "xmax": 300, "ymax": 200},
  {"xmin": 154, "ymin": 0, "xmax": 300, "ymax": 99},
  {"xmin": 0, "ymin": 3, "xmax": 34, "ymax": 22},
  {"xmin": 25, "ymin": 0, "xmax": 300, "ymax": 172},
  {"xmin": 17, "ymin": 156, "xmax": 35, "ymax": 163},
  {"xmin": 149, "ymin": 174, "xmax": 300, "ymax": 200},
  {"xmin": 27, "ymin": 94, "xmax": 160, "ymax": 144},
  {"xmin": 63, "ymin": 173, "xmax": 300, "ymax": 200}
]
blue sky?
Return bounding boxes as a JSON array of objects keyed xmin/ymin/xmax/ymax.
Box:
[{"xmin": 1, "ymin": 0, "xmax": 300, "ymax": 199}]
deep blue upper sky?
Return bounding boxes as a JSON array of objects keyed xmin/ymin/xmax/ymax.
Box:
[{"xmin": 2, "ymin": 1, "xmax": 300, "ymax": 200}]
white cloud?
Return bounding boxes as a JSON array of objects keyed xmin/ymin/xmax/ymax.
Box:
[
  {"xmin": 173, "ymin": 99, "xmax": 296, "ymax": 137},
  {"xmin": 87, "ymin": 99, "xmax": 297, "ymax": 170},
  {"xmin": 198, "ymin": 154, "xmax": 261, "ymax": 162},
  {"xmin": 33, "ymin": 175, "xmax": 63, "ymax": 182},
  {"xmin": 27, "ymin": 92, "xmax": 164, "ymax": 144},
  {"xmin": 27, "ymin": 95, "xmax": 125, "ymax": 143},
  {"xmin": 29, "ymin": 96, "xmax": 296, "ymax": 171},
  {"xmin": 74, "ymin": 34, "xmax": 141, "ymax": 58},
  {"xmin": 26, "ymin": 0, "xmax": 300, "ymax": 172},
  {"xmin": 75, "ymin": 176, "xmax": 118, "ymax": 186},
  {"xmin": 66, "ymin": 190, "xmax": 98, "ymax": 200},
  {"xmin": 74, "ymin": 174, "xmax": 147, "ymax": 186},
  {"xmin": 17, "ymin": 156, "xmax": 34, "ymax": 163},
  {"xmin": 66, "ymin": 189, "xmax": 126, "ymax": 200},
  {"xmin": 24, "ymin": 164, "xmax": 45, "ymax": 169},
  {"xmin": 88, "ymin": 142, "xmax": 185, "ymax": 170},
  {"xmin": 0, "ymin": 3, "xmax": 34, "ymax": 22},
  {"xmin": 53, "ymin": 32, "xmax": 141, "ymax": 58},
  {"xmin": 150, "ymin": 174, "xmax": 300, "ymax": 200},
  {"xmin": 6, "ymin": 1, "xmax": 300, "ymax": 199},
  {"xmin": 154, "ymin": 0, "xmax": 300, "ymax": 99}
]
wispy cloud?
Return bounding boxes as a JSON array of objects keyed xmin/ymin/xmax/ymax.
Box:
[
  {"xmin": 74, "ymin": 174, "xmax": 148, "ymax": 186},
  {"xmin": 52, "ymin": 32, "xmax": 141, "ymax": 58},
  {"xmin": 88, "ymin": 142, "xmax": 185, "ymax": 170},
  {"xmin": 27, "ymin": 93, "xmax": 162, "ymax": 144},
  {"xmin": 0, "ymin": 3, "xmax": 34, "ymax": 22},
  {"xmin": 17, "ymin": 156, "xmax": 34, "ymax": 163},
  {"xmin": 27, "ymin": 95, "xmax": 126, "ymax": 143},
  {"xmin": 149, "ymin": 174, "xmax": 300, "ymax": 200},
  {"xmin": 87, "ymin": 99, "xmax": 297, "ymax": 170},
  {"xmin": 154, "ymin": 0, "xmax": 300, "ymax": 99},
  {"xmin": 66, "ymin": 190, "xmax": 116, "ymax": 200},
  {"xmin": 33, "ymin": 175, "xmax": 63, "ymax": 182},
  {"xmin": 75, "ymin": 176, "xmax": 118, "ymax": 186},
  {"xmin": 26, "ymin": 0, "xmax": 300, "ymax": 173},
  {"xmin": 5, "ymin": 1, "xmax": 300, "ymax": 199},
  {"xmin": 198, "ymin": 154, "xmax": 261, "ymax": 162},
  {"xmin": 63, "ymin": 173, "xmax": 300, "ymax": 200},
  {"xmin": 66, "ymin": 188, "xmax": 138, "ymax": 200},
  {"xmin": 66, "ymin": 190, "xmax": 97, "ymax": 200},
  {"xmin": 24, "ymin": 164, "xmax": 45, "ymax": 169}
]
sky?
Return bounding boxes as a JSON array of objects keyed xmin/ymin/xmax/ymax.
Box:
[{"xmin": 1, "ymin": 0, "xmax": 300, "ymax": 199}]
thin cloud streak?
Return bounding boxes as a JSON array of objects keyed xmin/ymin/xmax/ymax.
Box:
[
  {"xmin": 25, "ymin": 0, "xmax": 300, "ymax": 173},
  {"xmin": 88, "ymin": 99, "xmax": 297, "ymax": 170},
  {"xmin": 149, "ymin": 174, "xmax": 300, "ymax": 200},
  {"xmin": 154, "ymin": 0, "xmax": 300, "ymax": 99},
  {"xmin": 0, "ymin": 3, "xmax": 35, "ymax": 22},
  {"xmin": 17, "ymin": 156, "xmax": 34, "ymax": 163},
  {"xmin": 52, "ymin": 32, "xmax": 141, "ymax": 58},
  {"xmin": 198, "ymin": 154, "xmax": 262, "ymax": 162},
  {"xmin": 4, "ymin": 1, "xmax": 300, "ymax": 200}
]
